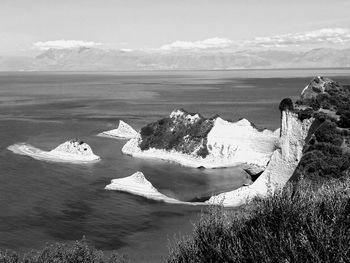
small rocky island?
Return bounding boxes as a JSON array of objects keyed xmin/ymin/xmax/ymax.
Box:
[
  {"xmin": 105, "ymin": 171, "xmax": 202, "ymax": 205},
  {"xmin": 122, "ymin": 109, "xmax": 279, "ymax": 170},
  {"xmin": 8, "ymin": 139, "xmax": 100, "ymax": 163}
]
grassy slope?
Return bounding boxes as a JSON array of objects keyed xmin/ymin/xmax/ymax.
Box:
[{"xmin": 168, "ymin": 178, "xmax": 350, "ymax": 263}]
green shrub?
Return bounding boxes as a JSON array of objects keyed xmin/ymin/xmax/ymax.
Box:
[
  {"xmin": 279, "ymin": 98, "xmax": 294, "ymax": 112},
  {"xmin": 296, "ymin": 78, "xmax": 349, "ymax": 112},
  {"xmin": 139, "ymin": 110, "xmax": 214, "ymax": 158},
  {"xmin": 168, "ymin": 179, "xmax": 350, "ymax": 263},
  {"xmin": 314, "ymin": 112, "xmax": 330, "ymax": 123},
  {"xmin": 140, "ymin": 125, "xmax": 154, "ymax": 137},
  {"xmin": 297, "ymin": 108, "xmax": 314, "ymax": 121},
  {"xmin": 196, "ymin": 145, "xmax": 209, "ymax": 158},
  {"xmin": 338, "ymin": 110, "xmax": 350, "ymax": 128},
  {"xmin": 0, "ymin": 251, "xmax": 18, "ymax": 263},
  {"xmin": 296, "ymin": 97, "xmax": 320, "ymax": 110},
  {"xmin": 0, "ymin": 238, "xmax": 128, "ymax": 263},
  {"xmin": 314, "ymin": 121, "xmax": 343, "ymax": 146}
]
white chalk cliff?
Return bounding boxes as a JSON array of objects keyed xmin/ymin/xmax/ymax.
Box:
[
  {"xmin": 8, "ymin": 139, "xmax": 100, "ymax": 163},
  {"xmin": 117, "ymin": 109, "xmax": 313, "ymax": 207},
  {"xmin": 122, "ymin": 110, "xmax": 279, "ymax": 169},
  {"xmin": 207, "ymin": 110, "xmax": 314, "ymax": 206},
  {"xmin": 114, "ymin": 76, "xmax": 345, "ymax": 207},
  {"xmin": 206, "ymin": 117, "xmax": 279, "ymax": 168},
  {"xmin": 105, "ymin": 171, "xmax": 202, "ymax": 205},
  {"xmin": 98, "ymin": 120, "xmax": 138, "ymax": 139}
]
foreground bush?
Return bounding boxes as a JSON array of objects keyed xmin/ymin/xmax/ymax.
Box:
[
  {"xmin": 0, "ymin": 237, "xmax": 128, "ymax": 263},
  {"xmin": 168, "ymin": 178, "xmax": 350, "ymax": 263}
]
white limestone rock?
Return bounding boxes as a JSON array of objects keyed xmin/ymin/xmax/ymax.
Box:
[
  {"xmin": 122, "ymin": 110, "xmax": 279, "ymax": 170},
  {"xmin": 207, "ymin": 110, "xmax": 314, "ymax": 207},
  {"xmin": 7, "ymin": 139, "xmax": 100, "ymax": 163},
  {"xmin": 98, "ymin": 120, "xmax": 138, "ymax": 139},
  {"xmin": 206, "ymin": 117, "xmax": 279, "ymax": 168},
  {"xmin": 105, "ymin": 171, "xmax": 202, "ymax": 205},
  {"xmin": 120, "ymin": 110, "xmax": 315, "ymax": 207}
]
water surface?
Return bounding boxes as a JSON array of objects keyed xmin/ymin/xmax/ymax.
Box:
[{"xmin": 1, "ymin": 69, "xmax": 349, "ymax": 261}]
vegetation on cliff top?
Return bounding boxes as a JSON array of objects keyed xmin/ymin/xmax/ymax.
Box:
[
  {"xmin": 295, "ymin": 77, "xmax": 350, "ymax": 127},
  {"xmin": 168, "ymin": 178, "xmax": 350, "ymax": 263},
  {"xmin": 291, "ymin": 78, "xmax": 350, "ymax": 183},
  {"xmin": 169, "ymin": 77, "xmax": 350, "ymax": 262},
  {"xmin": 139, "ymin": 109, "xmax": 215, "ymax": 158}
]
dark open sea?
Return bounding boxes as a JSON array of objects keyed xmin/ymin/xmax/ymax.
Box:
[{"xmin": 1, "ymin": 69, "xmax": 350, "ymax": 262}]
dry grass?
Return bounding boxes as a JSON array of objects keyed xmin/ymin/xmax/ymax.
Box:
[{"xmin": 168, "ymin": 178, "xmax": 350, "ymax": 263}]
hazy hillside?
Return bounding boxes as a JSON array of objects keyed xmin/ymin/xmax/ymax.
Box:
[
  {"xmin": 1, "ymin": 47, "xmax": 350, "ymax": 71},
  {"xmin": 0, "ymin": 56, "xmax": 34, "ymax": 71}
]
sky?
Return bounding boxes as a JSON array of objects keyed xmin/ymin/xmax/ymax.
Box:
[{"xmin": 1, "ymin": 0, "xmax": 350, "ymax": 56}]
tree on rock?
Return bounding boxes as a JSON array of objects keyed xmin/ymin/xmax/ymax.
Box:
[{"xmin": 279, "ymin": 98, "xmax": 294, "ymax": 112}]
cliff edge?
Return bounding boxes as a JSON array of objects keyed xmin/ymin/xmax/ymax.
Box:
[{"xmin": 208, "ymin": 76, "xmax": 350, "ymax": 206}]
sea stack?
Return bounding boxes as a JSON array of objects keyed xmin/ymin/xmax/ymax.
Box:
[{"xmin": 98, "ymin": 120, "xmax": 138, "ymax": 139}]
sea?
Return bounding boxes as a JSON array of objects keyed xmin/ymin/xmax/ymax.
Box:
[{"xmin": 1, "ymin": 69, "xmax": 350, "ymax": 262}]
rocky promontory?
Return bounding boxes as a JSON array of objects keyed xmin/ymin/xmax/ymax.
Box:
[
  {"xmin": 208, "ymin": 76, "xmax": 350, "ymax": 206},
  {"xmin": 122, "ymin": 109, "xmax": 279, "ymax": 170},
  {"xmin": 118, "ymin": 76, "xmax": 350, "ymax": 207},
  {"xmin": 292, "ymin": 76, "xmax": 350, "ymax": 183}
]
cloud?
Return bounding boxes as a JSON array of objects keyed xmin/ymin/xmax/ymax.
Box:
[
  {"xmin": 241, "ymin": 28, "xmax": 350, "ymax": 48},
  {"xmin": 160, "ymin": 37, "xmax": 233, "ymax": 51},
  {"xmin": 32, "ymin": 28, "xmax": 350, "ymax": 53},
  {"xmin": 33, "ymin": 40, "xmax": 104, "ymax": 50},
  {"xmin": 156, "ymin": 28, "xmax": 350, "ymax": 52}
]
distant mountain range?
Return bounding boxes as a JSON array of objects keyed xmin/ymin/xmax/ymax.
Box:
[{"xmin": 1, "ymin": 47, "xmax": 350, "ymax": 71}]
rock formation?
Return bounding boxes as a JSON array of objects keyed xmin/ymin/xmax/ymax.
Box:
[
  {"xmin": 293, "ymin": 76, "xmax": 350, "ymax": 182},
  {"xmin": 207, "ymin": 109, "xmax": 314, "ymax": 206},
  {"xmin": 301, "ymin": 76, "xmax": 341, "ymax": 101},
  {"xmin": 105, "ymin": 171, "xmax": 202, "ymax": 205},
  {"xmin": 8, "ymin": 139, "xmax": 100, "ymax": 163},
  {"xmin": 122, "ymin": 109, "xmax": 279, "ymax": 169},
  {"xmin": 208, "ymin": 76, "xmax": 350, "ymax": 206},
  {"xmin": 120, "ymin": 76, "xmax": 349, "ymax": 207},
  {"xmin": 98, "ymin": 120, "xmax": 138, "ymax": 139}
]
